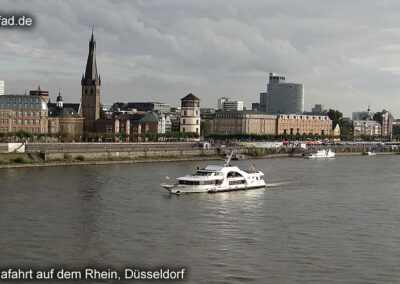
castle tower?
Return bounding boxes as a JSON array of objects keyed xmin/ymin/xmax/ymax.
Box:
[
  {"xmin": 180, "ymin": 93, "xmax": 200, "ymax": 135},
  {"xmin": 81, "ymin": 30, "xmax": 101, "ymax": 132}
]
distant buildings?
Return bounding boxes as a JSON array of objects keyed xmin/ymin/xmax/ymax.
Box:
[
  {"xmin": 311, "ymin": 104, "xmax": 327, "ymax": 115},
  {"xmin": 111, "ymin": 102, "xmax": 170, "ymax": 113},
  {"xmin": 180, "ymin": 93, "xmax": 200, "ymax": 134},
  {"xmin": 0, "ymin": 80, "xmax": 4, "ymax": 96},
  {"xmin": 217, "ymin": 97, "xmax": 243, "ymax": 111},
  {"xmin": 351, "ymin": 107, "xmax": 394, "ymax": 137},
  {"xmin": 260, "ymin": 73, "xmax": 304, "ymax": 114}
]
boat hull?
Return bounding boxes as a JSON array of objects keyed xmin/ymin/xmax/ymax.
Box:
[{"xmin": 161, "ymin": 181, "xmax": 266, "ymax": 194}]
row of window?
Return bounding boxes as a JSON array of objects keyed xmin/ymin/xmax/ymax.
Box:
[
  {"xmin": 0, "ymin": 102, "xmax": 42, "ymax": 110},
  {"xmin": 0, "ymin": 119, "xmax": 46, "ymax": 125},
  {"xmin": 0, "ymin": 111, "xmax": 45, "ymax": 117},
  {"xmin": 0, "ymin": 127, "xmax": 44, "ymax": 133}
]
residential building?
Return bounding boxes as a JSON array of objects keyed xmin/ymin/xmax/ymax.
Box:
[
  {"xmin": 137, "ymin": 112, "xmax": 166, "ymax": 134},
  {"xmin": 260, "ymin": 73, "xmax": 304, "ymax": 114},
  {"xmin": 81, "ymin": 30, "xmax": 101, "ymax": 132},
  {"xmin": 180, "ymin": 93, "xmax": 200, "ymax": 134},
  {"xmin": 213, "ymin": 111, "xmax": 276, "ymax": 135},
  {"xmin": 352, "ymin": 120, "xmax": 381, "ymax": 137},
  {"xmin": 0, "ymin": 80, "xmax": 4, "ymax": 96},
  {"xmin": 373, "ymin": 110, "xmax": 394, "ymax": 137},
  {"xmin": 276, "ymin": 114, "xmax": 332, "ymax": 136},
  {"xmin": 0, "ymin": 94, "xmax": 48, "ymax": 133}
]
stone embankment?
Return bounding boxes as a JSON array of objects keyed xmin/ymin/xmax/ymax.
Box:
[{"xmin": 0, "ymin": 142, "xmax": 399, "ymax": 168}]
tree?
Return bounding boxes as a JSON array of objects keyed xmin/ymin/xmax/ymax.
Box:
[
  {"xmin": 327, "ymin": 109, "xmax": 343, "ymax": 128},
  {"xmin": 200, "ymin": 120, "xmax": 212, "ymax": 137}
]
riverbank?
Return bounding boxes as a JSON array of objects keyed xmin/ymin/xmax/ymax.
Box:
[{"xmin": 1, "ymin": 149, "xmax": 399, "ymax": 169}]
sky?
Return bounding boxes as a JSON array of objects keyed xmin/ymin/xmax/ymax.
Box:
[{"xmin": 1, "ymin": 0, "xmax": 400, "ymax": 117}]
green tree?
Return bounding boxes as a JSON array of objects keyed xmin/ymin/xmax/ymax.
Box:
[
  {"xmin": 327, "ymin": 109, "xmax": 343, "ymax": 128},
  {"xmin": 200, "ymin": 120, "xmax": 212, "ymax": 137}
]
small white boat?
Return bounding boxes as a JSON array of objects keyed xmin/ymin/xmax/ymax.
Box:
[
  {"xmin": 364, "ymin": 151, "xmax": 376, "ymax": 156},
  {"xmin": 161, "ymin": 153, "xmax": 266, "ymax": 194},
  {"xmin": 304, "ymin": 149, "xmax": 335, "ymax": 159}
]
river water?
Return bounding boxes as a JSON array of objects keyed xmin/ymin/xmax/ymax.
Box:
[{"xmin": 1, "ymin": 155, "xmax": 400, "ymax": 283}]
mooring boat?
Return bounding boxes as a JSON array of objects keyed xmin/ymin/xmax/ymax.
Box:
[
  {"xmin": 303, "ymin": 149, "xmax": 335, "ymax": 159},
  {"xmin": 161, "ymin": 153, "xmax": 266, "ymax": 194}
]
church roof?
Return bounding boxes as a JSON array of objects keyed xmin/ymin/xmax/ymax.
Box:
[
  {"xmin": 181, "ymin": 93, "xmax": 200, "ymax": 101},
  {"xmin": 81, "ymin": 30, "xmax": 100, "ymax": 86}
]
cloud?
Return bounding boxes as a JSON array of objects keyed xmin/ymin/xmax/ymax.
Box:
[{"xmin": 0, "ymin": 0, "xmax": 400, "ymax": 116}]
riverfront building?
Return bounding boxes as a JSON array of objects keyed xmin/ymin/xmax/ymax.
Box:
[
  {"xmin": 260, "ymin": 73, "xmax": 304, "ymax": 114},
  {"xmin": 0, "ymin": 80, "xmax": 4, "ymax": 96},
  {"xmin": 180, "ymin": 93, "xmax": 200, "ymax": 135},
  {"xmin": 48, "ymin": 92, "xmax": 84, "ymax": 138},
  {"xmin": 213, "ymin": 111, "xmax": 276, "ymax": 135},
  {"xmin": 0, "ymin": 94, "xmax": 48, "ymax": 133},
  {"xmin": 276, "ymin": 114, "xmax": 332, "ymax": 136}
]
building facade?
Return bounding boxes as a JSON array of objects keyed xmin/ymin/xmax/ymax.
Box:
[
  {"xmin": 180, "ymin": 93, "xmax": 200, "ymax": 134},
  {"xmin": 81, "ymin": 31, "xmax": 101, "ymax": 132},
  {"xmin": 111, "ymin": 102, "xmax": 170, "ymax": 113},
  {"xmin": 48, "ymin": 93, "xmax": 84, "ymax": 138},
  {"xmin": 213, "ymin": 111, "xmax": 276, "ymax": 135},
  {"xmin": 276, "ymin": 114, "xmax": 332, "ymax": 135},
  {"xmin": 260, "ymin": 73, "xmax": 304, "ymax": 114},
  {"xmin": 352, "ymin": 120, "xmax": 381, "ymax": 137},
  {"xmin": 0, "ymin": 94, "xmax": 48, "ymax": 133},
  {"xmin": 373, "ymin": 110, "xmax": 393, "ymax": 137}
]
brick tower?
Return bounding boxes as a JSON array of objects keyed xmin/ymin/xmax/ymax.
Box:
[{"xmin": 81, "ymin": 30, "xmax": 101, "ymax": 132}]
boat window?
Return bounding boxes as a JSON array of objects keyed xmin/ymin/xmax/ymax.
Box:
[{"xmin": 227, "ymin": 171, "xmax": 243, "ymax": 178}]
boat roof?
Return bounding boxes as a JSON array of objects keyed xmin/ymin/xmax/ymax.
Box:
[{"xmin": 204, "ymin": 165, "xmax": 225, "ymax": 171}]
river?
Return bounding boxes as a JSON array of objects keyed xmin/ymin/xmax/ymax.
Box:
[{"xmin": 1, "ymin": 155, "xmax": 400, "ymax": 283}]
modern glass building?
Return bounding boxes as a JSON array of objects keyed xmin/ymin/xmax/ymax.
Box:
[{"xmin": 260, "ymin": 73, "xmax": 304, "ymax": 114}]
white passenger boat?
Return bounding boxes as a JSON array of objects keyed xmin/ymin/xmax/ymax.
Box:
[
  {"xmin": 161, "ymin": 153, "xmax": 266, "ymax": 194},
  {"xmin": 304, "ymin": 149, "xmax": 335, "ymax": 159}
]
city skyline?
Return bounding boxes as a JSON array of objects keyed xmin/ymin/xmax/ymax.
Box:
[{"xmin": 1, "ymin": 0, "xmax": 400, "ymax": 117}]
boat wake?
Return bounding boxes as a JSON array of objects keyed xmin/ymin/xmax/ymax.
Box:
[{"xmin": 266, "ymin": 182, "xmax": 292, "ymax": 187}]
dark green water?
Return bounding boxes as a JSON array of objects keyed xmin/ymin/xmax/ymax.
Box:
[{"xmin": 1, "ymin": 155, "xmax": 400, "ymax": 283}]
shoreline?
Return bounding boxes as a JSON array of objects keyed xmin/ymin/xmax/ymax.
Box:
[{"xmin": 1, "ymin": 151, "xmax": 398, "ymax": 169}]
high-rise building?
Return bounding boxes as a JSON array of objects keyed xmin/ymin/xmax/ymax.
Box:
[
  {"xmin": 180, "ymin": 93, "xmax": 200, "ymax": 135},
  {"xmin": 260, "ymin": 73, "xmax": 304, "ymax": 114},
  {"xmin": 0, "ymin": 80, "xmax": 4, "ymax": 96},
  {"xmin": 217, "ymin": 97, "xmax": 229, "ymax": 110},
  {"xmin": 81, "ymin": 30, "xmax": 101, "ymax": 132},
  {"xmin": 217, "ymin": 97, "xmax": 244, "ymax": 111}
]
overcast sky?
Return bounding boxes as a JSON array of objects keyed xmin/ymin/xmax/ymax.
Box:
[{"xmin": 1, "ymin": 0, "xmax": 400, "ymax": 117}]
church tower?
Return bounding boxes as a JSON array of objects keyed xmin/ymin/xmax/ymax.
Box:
[{"xmin": 81, "ymin": 30, "xmax": 101, "ymax": 132}]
